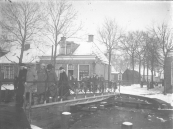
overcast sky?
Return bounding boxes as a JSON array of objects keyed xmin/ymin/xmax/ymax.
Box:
[
  {"xmin": 1, "ymin": 0, "xmax": 172, "ymax": 45},
  {"xmin": 70, "ymin": 1, "xmax": 172, "ymax": 40}
]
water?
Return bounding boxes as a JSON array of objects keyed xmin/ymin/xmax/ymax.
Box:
[{"xmin": 69, "ymin": 104, "xmax": 173, "ymax": 129}]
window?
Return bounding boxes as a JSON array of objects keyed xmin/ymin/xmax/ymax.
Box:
[
  {"xmin": 68, "ymin": 64, "xmax": 74, "ymax": 70},
  {"xmin": 66, "ymin": 48, "xmax": 71, "ymax": 55},
  {"xmin": 66, "ymin": 44, "xmax": 72, "ymax": 55},
  {"xmin": 79, "ymin": 65, "xmax": 89, "ymax": 80},
  {"xmin": 118, "ymin": 73, "xmax": 122, "ymax": 81},
  {"xmin": 3, "ymin": 65, "xmax": 14, "ymax": 79},
  {"xmin": 171, "ymin": 61, "xmax": 173, "ymax": 85}
]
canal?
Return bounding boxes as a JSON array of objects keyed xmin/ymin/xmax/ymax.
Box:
[
  {"xmin": 69, "ymin": 106, "xmax": 172, "ymax": 129},
  {"xmin": 59, "ymin": 95, "xmax": 173, "ymax": 129}
]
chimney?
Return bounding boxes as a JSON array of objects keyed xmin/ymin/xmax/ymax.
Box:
[
  {"xmin": 61, "ymin": 37, "xmax": 66, "ymax": 42},
  {"xmin": 24, "ymin": 43, "xmax": 30, "ymax": 51},
  {"xmin": 88, "ymin": 35, "xmax": 94, "ymax": 42},
  {"xmin": 60, "ymin": 37, "xmax": 66, "ymax": 55}
]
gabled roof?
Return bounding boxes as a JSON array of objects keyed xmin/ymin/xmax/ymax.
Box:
[
  {"xmin": 0, "ymin": 48, "xmax": 8, "ymax": 57},
  {"xmin": 73, "ymin": 41, "xmax": 109, "ymax": 64},
  {"xmin": 0, "ymin": 47, "xmax": 40, "ymax": 64}
]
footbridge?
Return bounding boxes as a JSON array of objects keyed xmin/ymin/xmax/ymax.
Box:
[{"xmin": 0, "ymin": 80, "xmax": 119, "ymax": 128}]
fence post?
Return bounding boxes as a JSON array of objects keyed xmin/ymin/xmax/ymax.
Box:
[
  {"xmin": 28, "ymin": 89, "xmax": 32, "ymax": 123},
  {"xmin": 61, "ymin": 112, "xmax": 71, "ymax": 129},
  {"xmin": 119, "ymin": 81, "xmax": 121, "ymax": 93},
  {"xmin": 121, "ymin": 122, "xmax": 133, "ymax": 129},
  {"xmin": 0, "ymin": 82, "xmax": 1, "ymax": 102}
]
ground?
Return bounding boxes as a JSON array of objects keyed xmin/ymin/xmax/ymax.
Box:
[{"xmin": 119, "ymin": 84, "xmax": 173, "ymax": 106}]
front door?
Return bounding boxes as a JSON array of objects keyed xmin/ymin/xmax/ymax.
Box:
[{"xmin": 68, "ymin": 70, "xmax": 73, "ymax": 80}]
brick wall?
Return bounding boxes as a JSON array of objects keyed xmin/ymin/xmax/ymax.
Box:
[{"xmin": 40, "ymin": 59, "xmax": 109, "ymax": 80}]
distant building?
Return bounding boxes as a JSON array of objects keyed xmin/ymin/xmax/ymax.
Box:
[
  {"xmin": 137, "ymin": 68, "xmax": 160, "ymax": 83},
  {"xmin": 110, "ymin": 66, "xmax": 120, "ymax": 82},
  {"xmin": 122, "ymin": 69, "xmax": 141, "ymax": 85},
  {"xmin": 40, "ymin": 35, "xmax": 111, "ymax": 80}
]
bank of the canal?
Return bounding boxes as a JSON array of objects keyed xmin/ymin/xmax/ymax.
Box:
[{"xmin": 120, "ymin": 84, "xmax": 173, "ymax": 106}]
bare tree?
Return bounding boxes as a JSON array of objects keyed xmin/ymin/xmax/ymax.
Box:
[
  {"xmin": 43, "ymin": 0, "xmax": 81, "ymax": 67},
  {"xmin": 112, "ymin": 53, "xmax": 130, "ymax": 72},
  {"xmin": 98, "ymin": 18, "xmax": 122, "ymax": 82},
  {"xmin": 0, "ymin": 2, "xmax": 44, "ymax": 63},
  {"xmin": 151, "ymin": 23, "xmax": 173, "ymax": 94},
  {"xmin": 148, "ymin": 37, "xmax": 160, "ymax": 88},
  {"xmin": 133, "ymin": 31, "xmax": 146, "ymax": 85},
  {"xmin": 120, "ymin": 31, "xmax": 142, "ymax": 84},
  {"xmin": 141, "ymin": 31, "xmax": 162, "ymax": 89}
]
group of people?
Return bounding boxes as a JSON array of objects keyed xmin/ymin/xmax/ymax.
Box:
[
  {"xmin": 14, "ymin": 63, "xmax": 118, "ymax": 107},
  {"xmin": 14, "ymin": 63, "xmax": 70, "ymax": 108},
  {"xmin": 69, "ymin": 73, "xmax": 117, "ymax": 94}
]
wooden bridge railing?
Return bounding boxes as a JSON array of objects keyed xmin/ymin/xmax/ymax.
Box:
[{"xmin": 0, "ymin": 80, "xmax": 119, "ymax": 104}]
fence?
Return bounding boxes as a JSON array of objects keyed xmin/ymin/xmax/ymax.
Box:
[{"xmin": 0, "ymin": 80, "xmax": 119, "ymax": 105}]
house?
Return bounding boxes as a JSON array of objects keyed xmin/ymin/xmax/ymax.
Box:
[
  {"xmin": 39, "ymin": 35, "xmax": 110, "ymax": 81},
  {"xmin": 0, "ymin": 35, "xmax": 113, "ymax": 82},
  {"xmin": 0, "ymin": 44, "xmax": 40, "ymax": 82}
]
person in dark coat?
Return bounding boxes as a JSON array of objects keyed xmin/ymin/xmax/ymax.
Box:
[
  {"xmin": 99, "ymin": 75, "xmax": 105, "ymax": 93},
  {"xmin": 58, "ymin": 67, "xmax": 70, "ymax": 100},
  {"xmin": 25, "ymin": 65, "xmax": 37, "ymax": 105},
  {"xmin": 15, "ymin": 63, "xmax": 27, "ymax": 108},
  {"xmin": 71, "ymin": 75, "xmax": 78, "ymax": 94},
  {"xmin": 45, "ymin": 64, "xmax": 58, "ymax": 102},
  {"xmin": 92, "ymin": 73, "xmax": 97, "ymax": 93},
  {"xmin": 37, "ymin": 63, "xmax": 47, "ymax": 104}
]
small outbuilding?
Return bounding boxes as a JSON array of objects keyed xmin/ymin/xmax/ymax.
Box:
[{"xmin": 122, "ymin": 69, "xmax": 141, "ymax": 85}]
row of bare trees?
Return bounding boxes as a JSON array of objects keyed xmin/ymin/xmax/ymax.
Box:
[
  {"xmin": 0, "ymin": 1, "xmax": 172, "ymax": 94},
  {"xmin": 0, "ymin": 0, "xmax": 81, "ymax": 66},
  {"xmin": 98, "ymin": 19, "xmax": 173, "ymax": 94}
]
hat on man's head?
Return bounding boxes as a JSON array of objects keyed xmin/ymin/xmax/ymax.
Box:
[
  {"xmin": 59, "ymin": 67, "xmax": 64, "ymax": 70},
  {"xmin": 47, "ymin": 64, "xmax": 54, "ymax": 70}
]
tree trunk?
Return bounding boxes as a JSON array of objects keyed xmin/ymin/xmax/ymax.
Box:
[
  {"xmin": 53, "ymin": 44, "xmax": 57, "ymax": 68},
  {"xmin": 132, "ymin": 54, "xmax": 135, "ymax": 84},
  {"xmin": 147, "ymin": 59, "xmax": 149, "ymax": 90},
  {"xmin": 108, "ymin": 51, "xmax": 111, "ymax": 84},
  {"xmin": 163, "ymin": 55, "xmax": 167, "ymax": 94},
  {"xmin": 51, "ymin": 45, "xmax": 54, "ymax": 63},
  {"xmin": 19, "ymin": 47, "xmax": 24, "ymax": 64},
  {"xmin": 150, "ymin": 55, "xmax": 154, "ymax": 89},
  {"xmin": 53, "ymin": 29, "xmax": 59, "ymax": 67},
  {"xmin": 139, "ymin": 57, "xmax": 141, "ymax": 84},
  {"xmin": 143, "ymin": 60, "xmax": 145, "ymax": 83}
]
